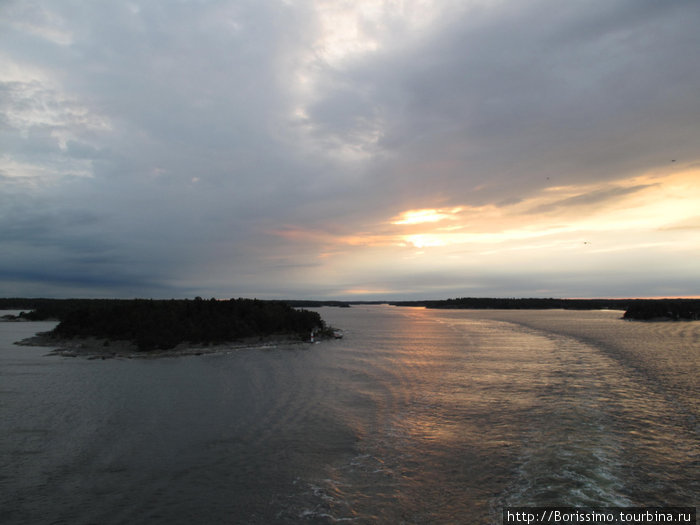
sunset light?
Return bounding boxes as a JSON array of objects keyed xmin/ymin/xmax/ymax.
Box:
[
  {"xmin": 352, "ymin": 170, "xmax": 700, "ymax": 256},
  {"xmin": 391, "ymin": 207, "xmax": 463, "ymax": 225}
]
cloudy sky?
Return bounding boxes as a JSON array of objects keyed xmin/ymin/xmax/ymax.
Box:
[{"xmin": 2, "ymin": 0, "xmax": 699, "ymax": 300}]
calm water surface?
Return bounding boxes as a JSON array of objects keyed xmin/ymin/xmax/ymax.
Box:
[{"xmin": 0, "ymin": 306, "xmax": 697, "ymax": 524}]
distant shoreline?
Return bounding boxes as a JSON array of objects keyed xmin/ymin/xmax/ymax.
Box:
[{"xmin": 389, "ymin": 298, "xmax": 700, "ymax": 320}]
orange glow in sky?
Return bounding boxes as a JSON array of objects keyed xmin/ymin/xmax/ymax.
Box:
[
  {"xmin": 266, "ymin": 167, "xmax": 700, "ymax": 297},
  {"xmin": 391, "ymin": 207, "xmax": 464, "ymax": 225}
]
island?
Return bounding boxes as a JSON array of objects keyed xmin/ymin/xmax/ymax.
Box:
[
  {"xmin": 3, "ymin": 297, "xmax": 336, "ymax": 357},
  {"xmin": 621, "ymin": 299, "xmax": 700, "ymax": 321}
]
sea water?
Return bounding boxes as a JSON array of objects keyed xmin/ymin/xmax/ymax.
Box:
[{"xmin": 0, "ymin": 306, "xmax": 697, "ymax": 524}]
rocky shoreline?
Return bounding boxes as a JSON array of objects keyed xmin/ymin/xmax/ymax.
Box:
[{"xmin": 15, "ymin": 332, "xmax": 312, "ymax": 360}]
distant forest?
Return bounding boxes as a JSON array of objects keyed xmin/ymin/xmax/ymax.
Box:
[
  {"xmin": 0, "ymin": 298, "xmax": 325, "ymax": 351},
  {"xmin": 390, "ymin": 297, "xmax": 700, "ymax": 320}
]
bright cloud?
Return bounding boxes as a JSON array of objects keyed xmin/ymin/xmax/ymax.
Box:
[
  {"xmin": 391, "ymin": 207, "xmax": 463, "ymax": 225},
  {"xmin": 280, "ymin": 169, "xmax": 700, "ymax": 296},
  {"xmin": 384, "ymin": 170, "xmax": 700, "ymax": 252}
]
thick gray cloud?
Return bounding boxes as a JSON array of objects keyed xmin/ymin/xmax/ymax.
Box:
[
  {"xmin": 1, "ymin": 0, "xmax": 699, "ymax": 299},
  {"xmin": 313, "ymin": 0, "xmax": 700, "ymax": 202}
]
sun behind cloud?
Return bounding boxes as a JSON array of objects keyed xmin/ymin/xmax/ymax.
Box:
[
  {"xmin": 391, "ymin": 207, "xmax": 464, "ymax": 225},
  {"xmin": 353, "ymin": 169, "xmax": 700, "ymax": 255}
]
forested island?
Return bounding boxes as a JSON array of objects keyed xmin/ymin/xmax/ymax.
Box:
[{"xmin": 1, "ymin": 298, "xmax": 328, "ymax": 352}]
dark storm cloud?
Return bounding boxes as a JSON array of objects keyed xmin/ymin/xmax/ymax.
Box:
[{"xmin": 1, "ymin": 0, "xmax": 324, "ymax": 295}]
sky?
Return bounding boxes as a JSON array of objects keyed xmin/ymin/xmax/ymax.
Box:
[{"xmin": 2, "ymin": 0, "xmax": 700, "ymax": 300}]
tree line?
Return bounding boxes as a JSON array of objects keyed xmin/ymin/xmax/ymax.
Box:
[
  {"xmin": 1, "ymin": 298, "xmax": 325, "ymax": 351},
  {"xmin": 390, "ymin": 297, "xmax": 632, "ymax": 309},
  {"xmin": 621, "ymin": 299, "xmax": 700, "ymax": 320},
  {"xmin": 390, "ymin": 297, "xmax": 700, "ymax": 320}
]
